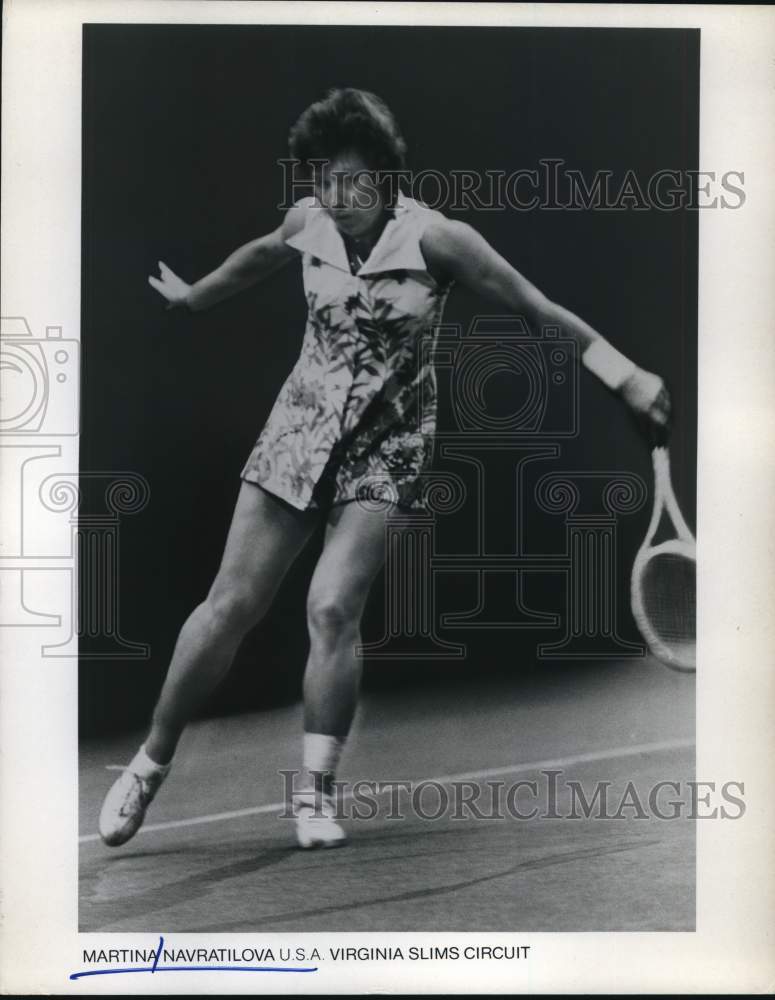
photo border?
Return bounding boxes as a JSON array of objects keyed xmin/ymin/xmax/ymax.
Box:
[{"xmin": 2, "ymin": 1, "xmax": 774, "ymax": 993}]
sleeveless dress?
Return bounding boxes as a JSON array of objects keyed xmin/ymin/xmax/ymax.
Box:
[{"xmin": 240, "ymin": 194, "xmax": 453, "ymax": 511}]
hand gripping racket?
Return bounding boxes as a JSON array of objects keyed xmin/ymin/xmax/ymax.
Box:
[{"xmin": 631, "ymin": 446, "xmax": 696, "ymax": 671}]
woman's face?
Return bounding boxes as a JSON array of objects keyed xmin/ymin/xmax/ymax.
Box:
[{"xmin": 313, "ymin": 152, "xmax": 386, "ymax": 240}]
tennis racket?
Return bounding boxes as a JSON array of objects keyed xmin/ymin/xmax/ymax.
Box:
[{"xmin": 631, "ymin": 446, "xmax": 696, "ymax": 672}]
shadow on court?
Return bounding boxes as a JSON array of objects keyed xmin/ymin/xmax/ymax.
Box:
[{"xmin": 79, "ymin": 657, "xmax": 694, "ymax": 932}]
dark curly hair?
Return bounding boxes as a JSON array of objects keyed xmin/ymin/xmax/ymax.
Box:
[{"xmin": 288, "ymin": 88, "xmax": 408, "ymax": 178}]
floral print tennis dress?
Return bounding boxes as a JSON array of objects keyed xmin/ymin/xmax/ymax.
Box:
[{"xmin": 241, "ymin": 194, "xmax": 452, "ymax": 511}]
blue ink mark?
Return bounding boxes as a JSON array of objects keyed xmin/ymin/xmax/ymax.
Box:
[
  {"xmin": 69, "ymin": 935, "xmax": 318, "ymax": 981},
  {"xmin": 152, "ymin": 935, "xmax": 163, "ymax": 973},
  {"xmin": 69, "ymin": 966, "xmax": 319, "ymax": 980}
]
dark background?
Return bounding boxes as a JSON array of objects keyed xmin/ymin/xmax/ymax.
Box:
[{"xmin": 80, "ymin": 25, "xmax": 698, "ymax": 736}]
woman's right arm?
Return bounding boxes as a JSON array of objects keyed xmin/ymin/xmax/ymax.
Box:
[{"xmin": 148, "ymin": 200, "xmax": 310, "ymax": 312}]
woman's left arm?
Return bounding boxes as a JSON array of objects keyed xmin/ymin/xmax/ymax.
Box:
[{"xmin": 422, "ymin": 219, "xmax": 671, "ymax": 438}]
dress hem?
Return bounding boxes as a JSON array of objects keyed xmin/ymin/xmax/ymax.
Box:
[{"xmin": 240, "ymin": 471, "xmax": 427, "ymax": 514}]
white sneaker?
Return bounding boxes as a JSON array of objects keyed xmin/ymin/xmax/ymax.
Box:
[
  {"xmin": 294, "ymin": 790, "xmax": 348, "ymax": 849},
  {"xmin": 98, "ymin": 748, "xmax": 169, "ymax": 847}
]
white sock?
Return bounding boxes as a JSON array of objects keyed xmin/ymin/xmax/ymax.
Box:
[
  {"xmin": 302, "ymin": 732, "xmax": 345, "ymax": 795},
  {"xmin": 130, "ymin": 744, "xmax": 171, "ymax": 780}
]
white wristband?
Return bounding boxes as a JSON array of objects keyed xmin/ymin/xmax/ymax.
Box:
[{"xmin": 582, "ymin": 339, "xmax": 637, "ymax": 392}]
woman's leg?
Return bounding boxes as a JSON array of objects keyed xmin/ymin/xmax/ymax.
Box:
[
  {"xmin": 100, "ymin": 482, "xmax": 319, "ymax": 847},
  {"xmin": 303, "ymin": 498, "xmax": 395, "ymax": 740},
  {"xmin": 144, "ymin": 482, "xmax": 319, "ymax": 764},
  {"xmin": 294, "ymin": 497, "xmax": 398, "ymax": 847}
]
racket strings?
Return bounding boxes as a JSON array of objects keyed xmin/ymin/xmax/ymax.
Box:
[{"xmin": 640, "ymin": 551, "xmax": 696, "ymax": 653}]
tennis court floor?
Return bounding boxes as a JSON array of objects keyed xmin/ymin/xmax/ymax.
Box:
[{"xmin": 79, "ymin": 658, "xmax": 694, "ymax": 932}]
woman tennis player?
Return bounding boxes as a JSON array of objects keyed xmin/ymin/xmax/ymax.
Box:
[{"xmin": 99, "ymin": 88, "xmax": 671, "ymax": 849}]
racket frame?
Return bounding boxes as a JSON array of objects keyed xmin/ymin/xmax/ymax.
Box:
[{"xmin": 630, "ymin": 446, "xmax": 697, "ymax": 672}]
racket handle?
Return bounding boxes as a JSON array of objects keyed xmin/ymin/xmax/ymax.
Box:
[{"xmin": 648, "ymin": 419, "xmax": 670, "ymax": 449}]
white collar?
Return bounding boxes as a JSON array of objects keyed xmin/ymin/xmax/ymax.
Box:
[{"xmin": 285, "ymin": 192, "xmax": 428, "ymax": 276}]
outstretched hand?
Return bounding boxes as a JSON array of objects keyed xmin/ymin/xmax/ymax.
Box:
[
  {"xmin": 620, "ymin": 368, "xmax": 672, "ymax": 448},
  {"xmin": 148, "ymin": 261, "xmax": 191, "ymax": 310}
]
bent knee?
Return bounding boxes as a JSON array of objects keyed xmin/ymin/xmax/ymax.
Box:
[
  {"xmin": 206, "ymin": 582, "xmax": 266, "ymax": 633},
  {"xmin": 307, "ymin": 589, "xmax": 361, "ymax": 640}
]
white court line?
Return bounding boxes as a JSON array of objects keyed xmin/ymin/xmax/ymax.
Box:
[{"xmin": 79, "ymin": 737, "xmax": 694, "ymax": 844}]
